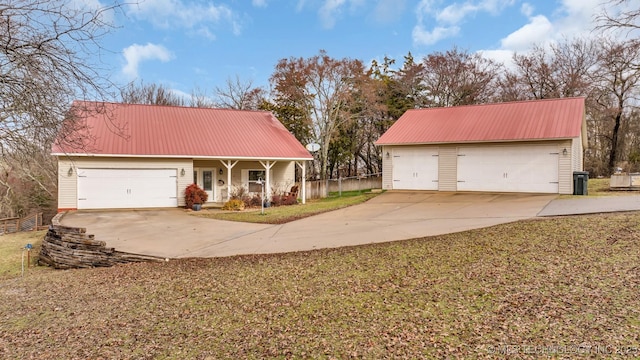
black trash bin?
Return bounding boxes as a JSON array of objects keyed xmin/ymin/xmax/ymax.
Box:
[{"xmin": 573, "ymin": 171, "xmax": 589, "ymax": 195}]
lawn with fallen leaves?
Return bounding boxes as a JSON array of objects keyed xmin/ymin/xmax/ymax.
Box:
[{"xmin": 1, "ymin": 212, "xmax": 639, "ymax": 359}]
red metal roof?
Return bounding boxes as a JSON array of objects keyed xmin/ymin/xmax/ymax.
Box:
[
  {"xmin": 375, "ymin": 97, "xmax": 586, "ymax": 145},
  {"xmin": 52, "ymin": 101, "xmax": 313, "ymax": 160}
]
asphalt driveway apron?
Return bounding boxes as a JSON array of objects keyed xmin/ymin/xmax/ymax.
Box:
[{"xmin": 61, "ymin": 192, "xmax": 557, "ymax": 258}]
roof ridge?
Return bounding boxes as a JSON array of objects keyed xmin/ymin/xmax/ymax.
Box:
[
  {"xmin": 72, "ymin": 100, "xmax": 272, "ymax": 114},
  {"xmin": 406, "ymin": 97, "xmax": 585, "ymax": 112}
]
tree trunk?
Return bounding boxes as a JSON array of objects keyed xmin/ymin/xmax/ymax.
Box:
[{"xmin": 608, "ymin": 110, "xmax": 623, "ymax": 174}]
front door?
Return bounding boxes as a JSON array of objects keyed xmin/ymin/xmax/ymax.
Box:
[
  {"xmin": 202, "ymin": 169, "xmax": 214, "ymax": 202},
  {"xmin": 194, "ymin": 168, "xmax": 216, "ymax": 202}
]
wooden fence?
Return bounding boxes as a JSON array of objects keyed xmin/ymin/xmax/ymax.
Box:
[
  {"xmin": 0, "ymin": 213, "xmax": 44, "ymax": 235},
  {"xmin": 303, "ymin": 175, "xmax": 382, "ymax": 199}
]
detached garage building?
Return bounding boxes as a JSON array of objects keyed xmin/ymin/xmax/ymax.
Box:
[{"xmin": 375, "ymin": 97, "xmax": 587, "ymax": 194}]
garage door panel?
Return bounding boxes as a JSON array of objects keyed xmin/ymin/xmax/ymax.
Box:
[
  {"xmin": 78, "ymin": 169, "xmax": 177, "ymax": 209},
  {"xmin": 392, "ymin": 147, "xmax": 438, "ymax": 190},
  {"xmin": 458, "ymin": 145, "xmax": 558, "ymax": 193}
]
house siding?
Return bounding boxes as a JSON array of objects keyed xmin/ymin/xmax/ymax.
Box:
[
  {"xmin": 232, "ymin": 161, "xmax": 294, "ymax": 192},
  {"xmin": 57, "ymin": 157, "xmax": 193, "ymax": 209},
  {"xmin": 57, "ymin": 159, "xmax": 78, "ymax": 210},
  {"xmin": 382, "ymin": 146, "xmax": 393, "ymax": 190},
  {"xmin": 438, "ymin": 145, "xmax": 458, "ymax": 191},
  {"xmin": 571, "ymin": 136, "xmax": 583, "ymax": 172},
  {"xmin": 558, "ymin": 139, "xmax": 573, "ymax": 195}
]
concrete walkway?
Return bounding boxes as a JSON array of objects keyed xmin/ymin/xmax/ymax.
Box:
[{"xmin": 61, "ymin": 192, "xmax": 555, "ymax": 258}]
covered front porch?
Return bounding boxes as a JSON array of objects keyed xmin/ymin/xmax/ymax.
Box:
[{"xmin": 190, "ymin": 158, "xmax": 307, "ymax": 205}]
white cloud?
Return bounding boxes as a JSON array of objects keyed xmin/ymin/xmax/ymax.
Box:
[
  {"xmin": 413, "ymin": 0, "xmax": 514, "ymax": 46},
  {"xmin": 477, "ymin": 49, "xmax": 516, "ymax": 68},
  {"xmin": 316, "ymin": 0, "xmax": 366, "ymax": 29},
  {"xmin": 126, "ymin": 0, "xmax": 241, "ymax": 38},
  {"xmin": 492, "ymin": 0, "xmax": 611, "ymax": 55},
  {"xmin": 372, "ymin": 0, "xmax": 406, "ymax": 24},
  {"xmin": 500, "ymin": 15, "xmax": 554, "ymax": 51},
  {"xmin": 122, "ymin": 43, "xmax": 173, "ymax": 79},
  {"xmin": 520, "ymin": 3, "xmax": 534, "ymax": 17},
  {"xmin": 413, "ymin": 25, "xmax": 461, "ymax": 46},
  {"xmin": 252, "ymin": 0, "xmax": 267, "ymax": 7},
  {"xmin": 195, "ymin": 27, "xmax": 216, "ymax": 40},
  {"xmin": 474, "ymin": 0, "xmax": 627, "ymax": 68},
  {"xmin": 319, "ymin": 0, "xmax": 347, "ymax": 28}
]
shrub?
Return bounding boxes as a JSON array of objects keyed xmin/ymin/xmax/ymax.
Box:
[
  {"xmin": 271, "ymin": 194, "xmax": 282, "ymax": 207},
  {"xmin": 281, "ymin": 194, "xmax": 298, "ymax": 206},
  {"xmin": 222, "ymin": 199, "xmax": 245, "ymax": 211},
  {"xmin": 230, "ymin": 186, "xmax": 248, "ymax": 200},
  {"xmin": 244, "ymin": 194, "xmax": 262, "ymax": 208},
  {"xmin": 184, "ymin": 183, "xmax": 208, "ymax": 209},
  {"xmin": 270, "ymin": 188, "xmax": 297, "ymax": 207}
]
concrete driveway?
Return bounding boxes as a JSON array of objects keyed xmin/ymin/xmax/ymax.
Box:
[{"xmin": 60, "ymin": 192, "xmax": 556, "ymax": 258}]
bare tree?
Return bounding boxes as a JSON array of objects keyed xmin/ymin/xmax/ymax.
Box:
[
  {"xmin": 0, "ymin": 0, "xmax": 121, "ymax": 218},
  {"xmin": 270, "ymin": 50, "xmax": 368, "ymax": 179},
  {"xmin": 501, "ymin": 39, "xmax": 598, "ymax": 100},
  {"xmin": 189, "ymin": 87, "xmax": 216, "ymax": 108},
  {"xmin": 510, "ymin": 45, "xmax": 559, "ymax": 100},
  {"xmin": 597, "ymin": 0, "xmax": 640, "ymax": 32},
  {"xmin": 591, "ymin": 38, "xmax": 640, "ymax": 174},
  {"xmin": 120, "ymin": 81, "xmax": 187, "ymax": 106},
  {"xmin": 421, "ymin": 47, "xmax": 501, "ymax": 107},
  {"xmin": 214, "ymin": 75, "xmax": 266, "ymax": 110}
]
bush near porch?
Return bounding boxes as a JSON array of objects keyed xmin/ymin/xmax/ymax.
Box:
[{"xmin": 184, "ymin": 184, "xmax": 208, "ymax": 209}]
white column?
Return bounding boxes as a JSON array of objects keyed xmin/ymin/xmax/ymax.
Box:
[
  {"xmin": 222, "ymin": 160, "xmax": 238, "ymax": 201},
  {"xmin": 259, "ymin": 160, "xmax": 276, "ymax": 203},
  {"xmin": 296, "ymin": 161, "xmax": 306, "ymax": 204}
]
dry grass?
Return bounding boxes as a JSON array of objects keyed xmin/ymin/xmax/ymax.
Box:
[
  {"xmin": 0, "ymin": 230, "xmax": 47, "ymax": 279},
  {"xmin": 1, "ymin": 213, "xmax": 639, "ymax": 359},
  {"xmin": 559, "ymin": 177, "xmax": 640, "ymax": 198}
]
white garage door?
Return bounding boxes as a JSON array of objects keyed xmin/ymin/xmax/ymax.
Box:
[
  {"xmin": 457, "ymin": 145, "xmax": 559, "ymax": 193},
  {"xmin": 392, "ymin": 147, "xmax": 439, "ymax": 190},
  {"xmin": 77, "ymin": 169, "xmax": 178, "ymax": 209}
]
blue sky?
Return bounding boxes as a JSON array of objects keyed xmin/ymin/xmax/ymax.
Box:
[{"xmin": 98, "ymin": 0, "xmax": 620, "ymax": 98}]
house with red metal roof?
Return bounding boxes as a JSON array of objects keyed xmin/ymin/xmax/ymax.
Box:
[
  {"xmin": 375, "ymin": 97, "xmax": 587, "ymax": 194},
  {"xmin": 53, "ymin": 101, "xmax": 313, "ymax": 210}
]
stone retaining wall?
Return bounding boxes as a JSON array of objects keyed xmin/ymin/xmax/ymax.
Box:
[{"xmin": 39, "ymin": 212, "xmax": 165, "ymax": 269}]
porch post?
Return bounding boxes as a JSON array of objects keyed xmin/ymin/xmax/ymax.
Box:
[
  {"xmin": 259, "ymin": 160, "xmax": 276, "ymax": 204},
  {"xmin": 222, "ymin": 160, "xmax": 238, "ymax": 201},
  {"xmin": 296, "ymin": 161, "xmax": 306, "ymax": 204}
]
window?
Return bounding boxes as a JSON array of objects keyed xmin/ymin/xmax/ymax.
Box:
[
  {"xmin": 248, "ymin": 170, "xmax": 265, "ymax": 192},
  {"xmin": 203, "ymin": 170, "xmax": 213, "ymax": 191}
]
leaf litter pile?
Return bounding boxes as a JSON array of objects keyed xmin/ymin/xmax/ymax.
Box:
[{"xmin": 1, "ymin": 212, "xmax": 639, "ymax": 359}]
